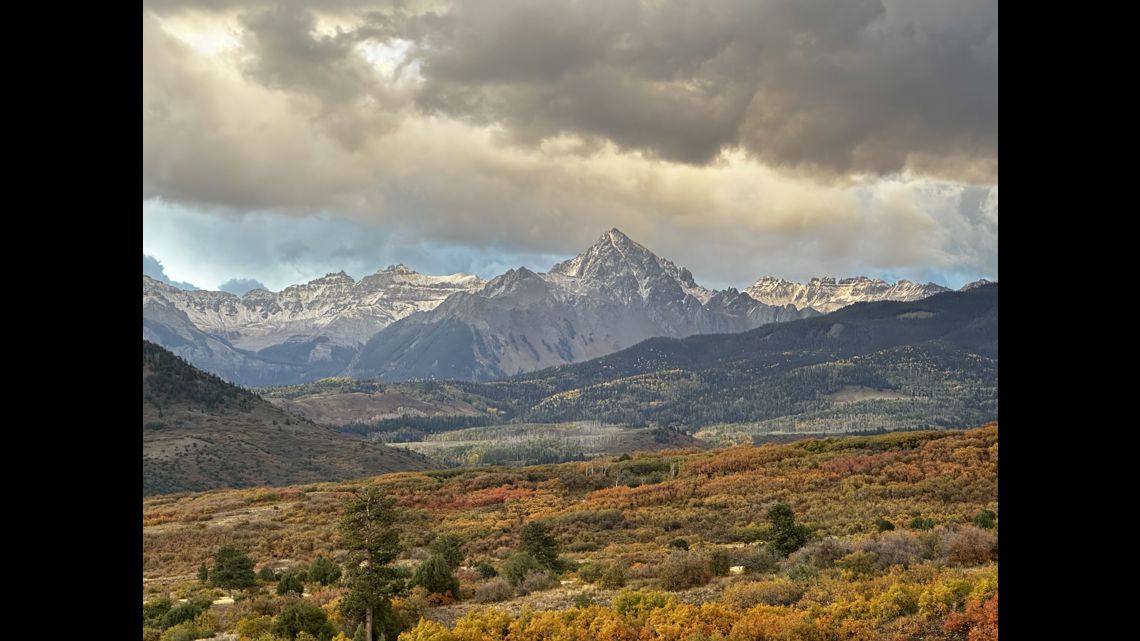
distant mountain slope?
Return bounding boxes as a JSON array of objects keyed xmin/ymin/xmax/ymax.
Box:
[
  {"xmin": 349, "ymin": 229, "xmax": 812, "ymax": 381},
  {"xmin": 745, "ymin": 276, "xmax": 951, "ymax": 313},
  {"xmin": 142, "ymin": 341, "xmax": 428, "ymax": 495}
]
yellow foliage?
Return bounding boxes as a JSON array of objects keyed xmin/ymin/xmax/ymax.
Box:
[{"xmin": 399, "ymin": 618, "xmax": 458, "ymax": 641}]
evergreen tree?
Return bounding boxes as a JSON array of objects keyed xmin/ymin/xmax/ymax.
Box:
[
  {"xmin": 210, "ymin": 545, "xmax": 256, "ymax": 594},
  {"xmin": 520, "ymin": 521, "xmax": 559, "ymax": 569},
  {"xmin": 412, "ymin": 555, "xmax": 459, "ymax": 597},
  {"xmin": 272, "ymin": 601, "xmax": 336, "ymax": 641},
  {"xmin": 766, "ymin": 503, "xmax": 812, "ymax": 556},
  {"xmin": 428, "ymin": 535, "xmax": 465, "ymax": 570},
  {"xmin": 309, "ymin": 556, "xmax": 343, "ymax": 586},
  {"xmin": 340, "ymin": 486, "xmax": 404, "ymax": 641},
  {"xmin": 197, "ymin": 562, "xmax": 209, "ymax": 583},
  {"xmin": 277, "ymin": 571, "xmax": 305, "ymax": 596}
]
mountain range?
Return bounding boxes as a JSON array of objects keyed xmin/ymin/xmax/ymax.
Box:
[
  {"xmin": 143, "ymin": 229, "xmax": 977, "ymax": 385},
  {"xmin": 266, "ymin": 285, "xmax": 998, "ymax": 442}
]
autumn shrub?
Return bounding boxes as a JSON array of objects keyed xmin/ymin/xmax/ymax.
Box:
[
  {"xmin": 474, "ymin": 561, "xmax": 498, "ymax": 579},
  {"xmin": 946, "ymin": 526, "xmax": 997, "ymax": 565},
  {"xmin": 787, "ymin": 537, "xmax": 853, "ymax": 570},
  {"xmin": 612, "ymin": 589, "xmax": 673, "ymax": 623},
  {"xmin": 398, "ymin": 618, "xmax": 456, "ymax": 641},
  {"xmin": 567, "ymin": 538, "xmax": 600, "ymax": 552},
  {"xmin": 143, "ymin": 598, "xmax": 173, "ymax": 628},
  {"xmin": 158, "ymin": 622, "xmax": 205, "ymax": 641},
  {"xmin": 783, "ymin": 562, "xmax": 819, "ymax": 582},
  {"xmin": 869, "ymin": 583, "xmax": 920, "ymax": 621},
  {"xmin": 836, "ymin": 551, "xmax": 878, "ymax": 581},
  {"xmin": 560, "ymin": 509, "xmax": 624, "ymax": 529},
  {"xmin": 235, "ymin": 614, "xmax": 275, "ymax": 639},
  {"xmin": 731, "ymin": 525, "xmax": 767, "ymax": 543},
  {"xmin": 623, "ymin": 562, "xmax": 655, "ymax": 581},
  {"xmin": 861, "ymin": 531, "xmax": 924, "ymax": 569},
  {"xmin": 159, "ymin": 597, "xmax": 212, "ymax": 629},
  {"xmin": 918, "ymin": 578, "xmax": 975, "ymax": 618},
  {"xmin": 723, "ymin": 578, "xmax": 807, "ymax": 608},
  {"xmin": 599, "ymin": 563, "xmax": 627, "ymax": 589},
  {"xmin": 943, "ymin": 592, "xmax": 998, "ymax": 641},
  {"xmin": 474, "ymin": 578, "xmax": 514, "ymax": 603},
  {"xmin": 731, "ymin": 546, "xmax": 778, "ymax": 574},
  {"xmin": 709, "ymin": 548, "xmax": 732, "ymax": 576},
  {"xmin": 517, "ymin": 570, "xmax": 558, "ymax": 595},
  {"xmin": 577, "ymin": 562, "xmax": 604, "ymax": 583},
  {"xmin": 658, "ymin": 550, "xmax": 714, "ymax": 590}
]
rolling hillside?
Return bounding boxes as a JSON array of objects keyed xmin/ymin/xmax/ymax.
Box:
[{"xmin": 143, "ymin": 341, "xmax": 429, "ymax": 495}]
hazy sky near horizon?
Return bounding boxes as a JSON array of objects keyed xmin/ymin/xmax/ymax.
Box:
[{"xmin": 143, "ymin": 0, "xmax": 997, "ymax": 292}]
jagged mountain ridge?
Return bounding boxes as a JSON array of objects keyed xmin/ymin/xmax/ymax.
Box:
[
  {"xmin": 745, "ymin": 276, "xmax": 952, "ymax": 313},
  {"xmin": 348, "ymin": 229, "xmax": 812, "ymax": 381},
  {"xmin": 142, "ymin": 265, "xmax": 486, "ymax": 386},
  {"xmin": 144, "ymin": 265, "xmax": 485, "ymax": 350},
  {"xmin": 144, "ymin": 229, "xmax": 980, "ymax": 386}
]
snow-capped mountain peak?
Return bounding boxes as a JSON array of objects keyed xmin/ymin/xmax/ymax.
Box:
[
  {"xmin": 745, "ymin": 276, "xmax": 951, "ymax": 313},
  {"xmin": 546, "ymin": 228, "xmax": 713, "ymax": 303},
  {"xmin": 960, "ymin": 278, "xmax": 995, "ymax": 291}
]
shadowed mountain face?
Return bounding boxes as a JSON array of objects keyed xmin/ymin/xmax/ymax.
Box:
[
  {"xmin": 142, "ymin": 341, "xmax": 428, "ymax": 495},
  {"xmin": 348, "ymin": 230, "xmax": 811, "ymax": 381}
]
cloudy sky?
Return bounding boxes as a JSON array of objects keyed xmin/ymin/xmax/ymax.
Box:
[{"xmin": 143, "ymin": 0, "xmax": 997, "ymax": 293}]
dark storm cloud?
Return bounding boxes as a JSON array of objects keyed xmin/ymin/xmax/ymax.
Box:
[
  {"xmin": 147, "ymin": 0, "xmax": 996, "ymax": 179},
  {"xmin": 404, "ymin": 0, "xmax": 997, "ymax": 179}
]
